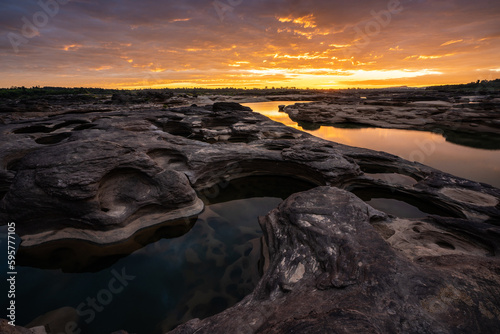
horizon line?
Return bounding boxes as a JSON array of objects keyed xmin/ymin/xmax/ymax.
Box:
[{"xmin": 1, "ymin": 79, "xmax": 498, "ymax": 91}]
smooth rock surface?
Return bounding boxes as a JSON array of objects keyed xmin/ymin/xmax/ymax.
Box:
[
  {"xmin": 0, "ymin": 100, "xmax": 499, "ymax": 333},
  {"xmin": 170, "ymin": 187, "xmax": 500, "ymax": 334},
  {"xmin": 0, "ymin": 319, "xmax": 47, "ymax": 334},
  {"xmin": 2, "ymin": 104, "xmax": 498, "ymax": 246}
]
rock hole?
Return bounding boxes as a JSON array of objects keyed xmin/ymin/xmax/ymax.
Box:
[
  {"xmin": 163, "ymin": 120, "xmax": 194, "ymax": 137},
  {"xmin": 198, "ymin": 175, "xmax": 317, "ymax": 204},
  {"xmin": 263, "ymin": 142, "xmax": 293, "ymax": 151},
  {"xmin": 97, "ymin": 168, "xmax": 154, "ymax": 218},
  {"xmin": 169, "ymin": 158, "xmax": 184, "ymax": 164},
  {"xmin": 13, "ymin": 125, "xmax": 52, "ymax": 134},
  {"xmin": 35, "ymin": 133, "xmax": 71, "ymax": 145},
  {"xmin": 147, "ymin": 149, "xmax": 188, "ymax": 170},
  {"xmin": 264, "ymin": 145, "xmax": 285, "ymax": 151},
  {"xmin": 12, "ymin": 175, "xmax": 311, "ymax": 333},
  {"xmin": 228, "ymin": 136, "xmax": 252, "ymax": 143},
  {"xmin": 436, "ymin": 240, "xmax": 455, "ymax": 250}
]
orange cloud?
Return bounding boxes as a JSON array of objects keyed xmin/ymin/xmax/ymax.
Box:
[
  {"xmin": 278, "ymin": 14, "xmax": 318, "ymax": 28},
  {"xmin": 1, "ymin": 0, "xmax": 498, "ymax": 89},
  {"xmin": 440, "ymin": 39, "xmax": 464, "ymax": 46}
]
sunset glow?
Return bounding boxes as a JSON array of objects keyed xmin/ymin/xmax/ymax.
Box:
[{"xmin": 1, "ymin": 0, "xmax": 499, "ymax": 88}]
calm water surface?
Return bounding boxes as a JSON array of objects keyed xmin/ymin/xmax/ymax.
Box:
[
  {"xmin": 243, "ymin": 101, "xmax": 500, "ymax": 188},
  {"xmin": 1, "ymin": 102, "xmax": 498, "ymax": 334},
  {"xmin": 1, "ymin": 175, "xmax": 315, "ymax": 334},
  {"xmin": 1, "ymin": 198, "xmax": 279, "ymax": 334}
]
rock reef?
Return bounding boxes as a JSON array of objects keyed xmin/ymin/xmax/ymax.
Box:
[
  {"xmin": 283, "ymin": 91, "xmax": 500, "ymax": 149},
  {"xmin": 1, "ymin": 99, "xmax": 499, "ymax": 333},
  {"xmin": 172, "ymin": 187, "xmax": 500, "ymax": 334}
]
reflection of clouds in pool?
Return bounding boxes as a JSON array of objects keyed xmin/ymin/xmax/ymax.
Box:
[
  {"xmin": 6, "ymin": 197, "xmax": 282, "ymax": 334},
  {"xmin": 156, "ymin": 198, "xmax": 281, "ymax": 331}
]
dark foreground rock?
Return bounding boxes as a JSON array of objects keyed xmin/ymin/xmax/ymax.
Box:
[
  {"xmin": 171, "ymin": 187, "xmax": 500, "ymax": 334},
  {"xmin": 0, "ymin": 319, "xmax": 46, "ymax": 333},
  {"xmin": 2, "ymin": 104, "xmax": 498, "ymax": 246},
  {"xmin": 0, "ymin": 102, "xmax": 499, "ymax": 333}
]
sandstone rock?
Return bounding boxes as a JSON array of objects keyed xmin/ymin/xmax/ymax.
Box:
[
  {"xmin": 170, "ymin": 187, "xmax": 500, "ymax": 334},
  {"xmin": 0, "ymin": 100, "xmax": 499, "ymax": 333},
  {"xmin": 111, "ymin": 93, "xmax": 132, "ymax": 104},
  {"xmin": 282, "ymin": 92, "xmax": 500, "ymax": 148},
  {"xmin": 212, "ymin": 102, "xmax": 252, "ymax": 112},
  {"xmin": 1, "ymin": 103, "xmax": 498, "ymax": 244},
  {"xmin": 26, "ymin": 307, "xmax": 79, "ymax": 334},
  {"xmin": 0, "ymin": 319, "xmax": 46, "ymax": 334}
]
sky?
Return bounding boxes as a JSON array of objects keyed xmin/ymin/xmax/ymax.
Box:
[{"xmin": 0, "ymin": 0, "xmax": 499, "ymax": 89}]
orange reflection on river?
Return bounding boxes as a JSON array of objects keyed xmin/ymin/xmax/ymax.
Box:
[{"xmin": 242, "ymin": 101, "xmax": 500, "ymax": 188}]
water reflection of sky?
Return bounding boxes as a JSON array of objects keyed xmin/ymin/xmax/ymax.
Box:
[
  {"xmin": 0, "ymin": 198, "xmax": 281, "ymax": 334},
  {"xmin": 244, "ymin": 101, "xmax": 500, "ymax": 188}
]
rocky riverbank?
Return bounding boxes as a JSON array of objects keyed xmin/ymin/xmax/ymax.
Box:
[
  {"xmin": 172, "ymin": 186, "xmax": 500, "ymax": 334},
  {"xmin": 1, "ymin": 98, "xmax": 499, "ymax": 333},
  {"xmin": 282, "ymin": 90, "xmax": 500, "ymax": 149}
]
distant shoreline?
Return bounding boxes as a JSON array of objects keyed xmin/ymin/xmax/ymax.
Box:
[{"xmin": 1, "ymin": 78, "xmax": 499, "ymax": 96}]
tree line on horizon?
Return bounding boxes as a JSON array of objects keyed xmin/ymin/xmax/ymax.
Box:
[{"xmin": 1, "ymin": 79, "xmax": 498, "ymax": 99}]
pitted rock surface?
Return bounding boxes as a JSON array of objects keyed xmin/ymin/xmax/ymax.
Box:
[
  {"xmin": 170, "ymin": 187, "xmax": 500, "ymax": 334},
  {"xmin": 0, "ymin": 102, "xmax": 499, "ymax": 333}
]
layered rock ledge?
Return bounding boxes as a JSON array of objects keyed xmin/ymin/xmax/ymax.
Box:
[
  {"xmin": 1, "ymin": 101, "xmax": 499, "ymax": 333},
  {"xmin": 283, "ymin": 92, "xmax": 500, "ymax": 149},
  {"xmin": 172, "ymin": 187, "xmax": 500, "ymax": 334}
]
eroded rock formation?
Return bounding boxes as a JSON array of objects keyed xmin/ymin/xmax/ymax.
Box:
[
  {"xmin": 171, "ymin": 187, "xmax": 500, "ymax": 333},
  {"xmin": 283, "ymin": 92, "xmax": 500, "ymax": 149},
  {"xmin": 0, "ymin": 101, "xmax": 499, "ymax": 333}
]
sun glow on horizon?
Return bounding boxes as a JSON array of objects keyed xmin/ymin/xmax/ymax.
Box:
[{"xmin": 1, "ymin": 0, "xmax": 498, "ymax": 89}]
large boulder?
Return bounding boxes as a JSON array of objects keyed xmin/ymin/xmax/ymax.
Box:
[{"xmin": 170, "ymin": 187, "xmax": 500, "ymax": 334}]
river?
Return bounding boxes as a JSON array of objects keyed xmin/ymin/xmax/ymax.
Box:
[{"xmin": 243, "ymin": 101, "xmax": 500, "ymax": 188}]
